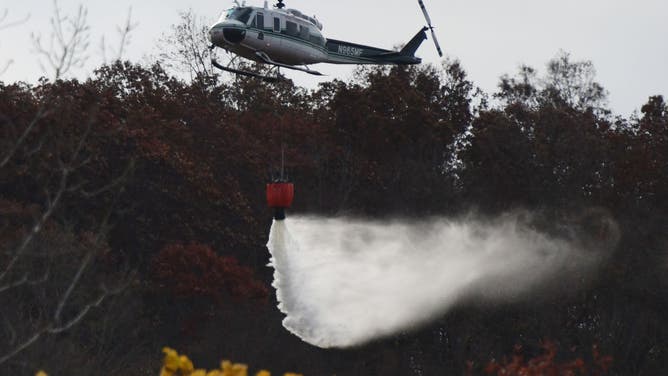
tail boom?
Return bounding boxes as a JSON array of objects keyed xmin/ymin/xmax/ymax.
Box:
[{"xmin": 324, "ymin": 28, "xmax": 427, "ymax": 65}]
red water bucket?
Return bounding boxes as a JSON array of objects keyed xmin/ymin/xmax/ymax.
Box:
[{"xmin": 266, "ymin": 182, "xmax": 294, "ymax": 220}]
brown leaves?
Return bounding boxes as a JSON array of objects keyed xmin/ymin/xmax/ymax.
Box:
[
  {"xmin": 150, "ymin": 243, "xmax": 268, "ymax": 305},
  {"xmin": 474, "ymin": 340, "xmax": 612, "ymax": 376}
]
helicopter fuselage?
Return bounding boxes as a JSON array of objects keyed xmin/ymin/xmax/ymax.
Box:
[
  {"xmin": 210, "ymin": 6, "xmax": 327, "ymax": 66},
  {"xmin": 209, "ymin": 5, "xmax": 424, "ymax": 68}
]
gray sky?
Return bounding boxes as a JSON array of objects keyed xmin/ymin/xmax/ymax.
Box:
[{"xmin": 1, "ymin": 0, "xmax": 666, "ymax": 117}]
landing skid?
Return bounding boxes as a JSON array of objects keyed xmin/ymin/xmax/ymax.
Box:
[
  {"xmin": 211, "ymin": 58, "xmax": 278, "ymax": 83},
  {"xmin": 254, "ymin": 51, "xmax": 325, "ymax": 76}
]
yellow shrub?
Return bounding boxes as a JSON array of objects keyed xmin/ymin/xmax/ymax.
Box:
[{"xmin": 160, "ymin": 348, "xmax": 302, "ymax": 376}]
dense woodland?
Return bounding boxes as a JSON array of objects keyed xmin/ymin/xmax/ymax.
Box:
[{"xmin": 1, "ymin": 13, "xmax": 668, "ymax": 375}]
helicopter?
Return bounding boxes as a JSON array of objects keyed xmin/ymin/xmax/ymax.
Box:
[{"xmin": 208, "ymin": 0, "xmax": 443, "ymax": 82}]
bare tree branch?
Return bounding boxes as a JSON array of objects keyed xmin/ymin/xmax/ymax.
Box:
[
  {"xmin": 0, "ymin": 270, "xmax": 49, "ymax": 294},
  {"xmin": 1, "ymin": 99, "xmax": 100, "ymax": 285},
  {"xmin": 115, "ymin": 8, "xmax": 137, "ymax": 61},
  {"xmin": 53, "ymin": 251, "xmax": 93, "ymax": 324},
  {"xmin": 31, "ymin": 1, "xmax": 90, "ymax": 79},
  {"xmin": 1, "ymin": 313, "xmax": 17, "ymax": 347},
  {"xmin": 81, "ymin": 159, "xmax": 135, "ymax": 198},
  {"xmin": 0, "ymin": 9, "xmax": 30, "ymax": 31},
  {"xmin": 49, "ymin": 281, "xmax": 129, "ymax": 335},
  {"xmin": 0, "ymin": 107, "xmax": 49, "ymax": 168},
  {"xmin": 0, "ymin": 3, "xmax": 138, "ymax": 370},
  {"xmin": 1, "ymin": 3, "xmax": 94, "ymax": 167},
  {"xmin": 0, "ymin": 61, "xmax": 10, "ymax": 76},
  {"xmin": 100, "ymin": 7, "xmax": 138, "ymax": 64},
  {"xmin": 0, "ymin": 331, "xmax": 42, "ymax": 366},
  {"xmin": 0, "ymin": 9, "xmax": 30, "ymax": 75},
  {"xmin": 0, "ymin": 192, "xmax": 133, "ymax": 366},
  {"xmin": 157, "ymin": 9, "xmax": 216, "ymax": 80},
  {"xmin": 0, "ymin": 278, "xmax": 129, "ymax": 366},
  {"xmin": 0, "ymin": 166, "xmax": 68, "ymax": 284}
]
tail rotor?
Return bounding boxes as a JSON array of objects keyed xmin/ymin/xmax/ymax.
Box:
[{"xmin": 417, "ymin": 0, "xmax": 443, "ymax": 57}]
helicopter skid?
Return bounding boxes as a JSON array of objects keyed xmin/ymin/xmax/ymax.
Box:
[
  {"xmin": 254, "ymin": 51, "xmax": 324, "ymax": 76},
  {"xmin": 211, "ymin": 58, "xmax": 278, "ymax": 83}
]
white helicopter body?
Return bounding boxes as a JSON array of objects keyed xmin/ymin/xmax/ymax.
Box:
[{"xmin": 208, "ymin": 0, "xmax": 442, "ymax": 80}]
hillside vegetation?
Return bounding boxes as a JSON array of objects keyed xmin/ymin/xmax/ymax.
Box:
[{"xmin": 1, "ymin": 52, "xmax": 667, "ymax": 375}]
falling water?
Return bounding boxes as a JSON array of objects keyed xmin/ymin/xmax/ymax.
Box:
[{"xmin": 267, "ymin": 213, "xmax": 617, "ymax": 348}]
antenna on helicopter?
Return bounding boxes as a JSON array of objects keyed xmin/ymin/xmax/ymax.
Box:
[
  {"xmin": 275, "ymin": 0, "xmax": 286, "ymax": 9},
  {"xmin": 417, "ymin": 0, "xmax": 443, "ymax": 57}
]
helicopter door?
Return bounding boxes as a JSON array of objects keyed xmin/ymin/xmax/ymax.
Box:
[
  {"xmin": 255, "ymin": 12, "xmax": 265, "ymax": 40},
  {"xmin": 266, "ymin": 16, "xmax": 282, "ymax": 58},
  {"xmin": 256, "ymin": 13, "xmax": 264, "ymax": 30}
]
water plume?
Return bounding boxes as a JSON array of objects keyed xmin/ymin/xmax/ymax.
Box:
[{"xmin": 267, "ymin": 212, "xmax": 617, "ymax": 348}]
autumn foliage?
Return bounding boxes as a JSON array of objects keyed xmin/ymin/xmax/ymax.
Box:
[
  {"xmin": 1, "ymin": 50, "xmax": 667, "ymax": 374},
  {"xmin": 151, "ymin": 243, "xmax": 268, "ymax": 304},
  {"xmin": 473, "ymin": 341, "xmax": 613, "ymax": 376}
]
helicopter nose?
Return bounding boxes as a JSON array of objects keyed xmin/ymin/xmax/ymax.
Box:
[{"xmin": 222, "ymin": 27, "xmax": 246, "ymax": 44}]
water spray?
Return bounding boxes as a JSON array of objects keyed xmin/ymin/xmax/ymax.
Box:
[{"xmin": 266, "ymin": 213, "xmax": 618, "ymax": 348}]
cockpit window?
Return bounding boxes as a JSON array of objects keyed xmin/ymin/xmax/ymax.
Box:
[{"xmin": 225, "ymin": 7, "xmax": 253, "ymax": 24}]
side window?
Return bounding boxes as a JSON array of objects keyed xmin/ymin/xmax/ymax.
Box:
[
  {"xmin": 256, "ymin": 13, "xmax": 264, "ymax": 29},
  {"xmin": 236, "ymin": 8, "xmax": 253, "ymax": 24},
  {"xmin": 299, "ymin": 25, "xmax": 310, "ymax": 40},
  {"xmin": 285, "ymin": 21, "xmax": 297, "ymax": 36},
  {"xmin": 273, "ymin": 17, "xmax": 280, "ymax": 32},
  {"xmin": 309, "ymin": 34, "xmax": 323, "ymax": 46}
]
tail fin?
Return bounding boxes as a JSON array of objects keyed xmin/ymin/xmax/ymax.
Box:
[{"xmin": 400, "ymin": 27, "xmax": 428, "ymax": 56}]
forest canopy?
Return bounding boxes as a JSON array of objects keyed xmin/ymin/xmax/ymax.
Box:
[{"xmin": 1, "ymin": 9, "xmax": 667, "ymax": 374}]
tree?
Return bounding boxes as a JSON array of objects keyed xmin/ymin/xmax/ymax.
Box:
[
  {"xmin": 0, "ymin": 4, "xmax": 136, "ymax": 372},
  {"xmin": 497, "ymin": 65, "xmax": 539, "ymax": 110},
  {"xmin": 611, "ymin": 95, "xmax": 668, "ymax": 208},
  {"xmin": 157, "ymin": 9, "xmax": 216, "ymax": 81},
  {"xmin": 639, "ymin": 95, "xmax": 668, "ymax": 134},
  {"xmin": 305, "ymin": 62, "xmax": 475, "ymax": 215},
  {"xmin": 31, "ymin": 3, "xmax": 90, "ymax": 80},
  {"xmin": 151, "ymin": 243, "xmax": 268, "ymax": 307},
  {"xmin": 543, "ymin": 51, "xmax": 608, "ymax": 114},
  {"xmin": 496, "ymin": 51, "xmax": 608, "ymax": 114},
  {"xmin": 462, "ymin": 51, "xmax": 615, "ymax": 210}
]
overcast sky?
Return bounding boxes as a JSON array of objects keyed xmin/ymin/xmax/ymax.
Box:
[{"xmin": 1, "ymin": 0, "xmax": 666, "ymax": 117}]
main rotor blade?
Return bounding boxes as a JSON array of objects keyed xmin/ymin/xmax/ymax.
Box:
[
  {"xmin": 418, "ymin": 0, "xmax": 434, "ymax": 27},
  {"xmin": 430, "ymin": 28, "xmax": 443, "ymax": 57}
]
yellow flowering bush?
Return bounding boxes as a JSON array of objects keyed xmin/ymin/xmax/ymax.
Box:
[{"xmin": 160, "ymin": 347, "xmax": 303, "ymax": 376}]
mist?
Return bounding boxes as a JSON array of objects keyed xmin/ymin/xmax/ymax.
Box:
[{"xmin": 266, "ymin": 212, "xmax": 618, "ymax": 348}]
